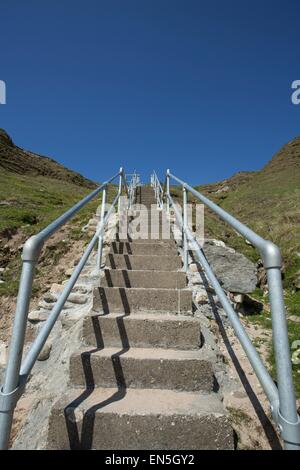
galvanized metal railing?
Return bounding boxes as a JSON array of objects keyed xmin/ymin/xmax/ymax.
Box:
[
  {"xmin": 151, "ymin": 170, "xmax": 300, "ymax": 450},
  {"xmin": 151, "ymin": 171, "xmax": 163, "ymax": 209},
  {"xmin": 127, "ymin": 171, "xmax": 140, "ymax": 208},
  {"xmin": 0, "ymin": 167, "xmax": 133, "ymax": 449}
]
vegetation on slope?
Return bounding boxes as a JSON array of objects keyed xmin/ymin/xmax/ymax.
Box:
[
  {"xmin": 172, "ymin": 136, "xmax": 300, "ymax": 398},
  {"xmin": 0, "ymin": 129, "xmax": 118, "ymax": 298}
]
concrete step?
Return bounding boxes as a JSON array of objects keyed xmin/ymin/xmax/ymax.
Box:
[
  {"xmin": 47, "ymin": 388, "xmax": 234, "ymax": 449},
  {"xmin": 93, "ymin": 287, "xmax": 192, "ymax": 314},
  {"xmin": 115, "ymin": 236, "xmax": 175, "ymax": 244},
  {"xmin": 130, "ymin": 205, "xmax": 158, "ymax": 210},
  {"xmin": 100, "ymin": 269, "xmax": 187, "ymax": 289},
  {"xmin": 106, "ymin": 254, "xmax": 182, "ymax": 271},
  {"xmin": 82, "ymin": 312, "xmax": 201, "ymax": 350},
  {"xmin": 70, "ymin": 347, "xmax": 215, "ymax": 392},
  {"xmin": 125, "ymin": 234, "xmax": 172, "ymax": 242},
  {"xmin": 109, "ymin": 241, "xmax": 177, "ymax": 255},
  {"xmin": 127, "ymin": 216, "xmax": 168, "ymax": 225}
]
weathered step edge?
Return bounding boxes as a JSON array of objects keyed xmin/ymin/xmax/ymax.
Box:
[
  {"xmin": 107, "ymin": 254, "xmax": 182, "ymax": 271},
  {"xmin": 93, "ymin": 287, "xmax": 193, "ymax": 314},
  {"xmin": 82, "ymin": 313, "xmax": 202, "ymax": 350},
  {"xmin": 47, "ymin": 388, "xmax": 235, "ymax": 450},
  {"xmin": 69, "ymin": 347, "xmax": 215, "ymax": 392},
  {"xmin": 100, "ymin": 269, "xmax": 187, "ymax": 289}
]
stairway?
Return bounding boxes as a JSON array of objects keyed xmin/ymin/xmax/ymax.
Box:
[{"xmin": 47, "ymin": 186, "xmax": 234, "ymax": 450}]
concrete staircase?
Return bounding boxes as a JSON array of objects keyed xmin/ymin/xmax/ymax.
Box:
[{"xmin": 47, "ymin": 186, "xmax": 234, "ymax": 450}]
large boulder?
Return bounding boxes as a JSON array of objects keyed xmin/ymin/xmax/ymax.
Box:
[{"xmin": 202, "ymin": 241, "xmax": 257, "ymax": 294}]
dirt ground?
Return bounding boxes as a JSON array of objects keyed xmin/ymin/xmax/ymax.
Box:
[{"xmin": 213, "ymin": 317, "xmax": 283, "ymax": 450}]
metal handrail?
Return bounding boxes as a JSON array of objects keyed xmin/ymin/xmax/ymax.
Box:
[
  {"xmin": 151, "ymin": 170, "xmax": 300, "ymax": 450},
  {"xmin": 128, "ymin": 171, "xmax": 140, "ymax": 208},
  {"xmin": 151, "ymin": 171, "xmax": 164, "ymax": 209},
  {"xmin": 0, "ymin": 167, "xmax": 131, "ymax": 449}
]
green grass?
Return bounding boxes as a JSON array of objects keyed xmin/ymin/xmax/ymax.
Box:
[
  {"xmin": 0, "ymin": 170, "xmax": 120, "ymax": 297},
  {"xmin": 171, "ymin": 136, "xmax": 300, "ymax": 400},
  {"xmin": 244, "ymin": 288, "xmax": 300, "ymax": 398},
  {"xmin": 227, "ymin": 407, "xmax": 252, "ymax": 426}
]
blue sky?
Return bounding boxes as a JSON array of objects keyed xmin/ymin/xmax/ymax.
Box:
[{"xmin": 1, "ymin": 0, "xmax": 300, "ymax": 185}]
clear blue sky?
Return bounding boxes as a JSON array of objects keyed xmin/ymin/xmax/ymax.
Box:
[{"xmin": 1, "ymin": 0, "xmax": 300, "ymax": 185}]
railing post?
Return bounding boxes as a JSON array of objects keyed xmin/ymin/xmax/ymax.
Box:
[
  {"xmin": 183, "ymin": 185, "xmax": 188, "ymax": 272},
  {"xmin": 156, "ymin": 180, "xmax": 160, "ymax": 209},
  {"xmin": 0, "ymin": 256, "xmax": 37, "ymax": 449},
  {"xmin": 266, "ymin": 266, "xmax": 300, "ymax": 449},
  {"xmin": 166, "ymin": 169, "xmax": 170, "ymax": 215},
  {"xmin": 118, "ymin": 167, "xmax": 123, "ymax": 215},
  {"xmin": 97, "ymin": 187, "xmax": 107, "ymax": 270}
]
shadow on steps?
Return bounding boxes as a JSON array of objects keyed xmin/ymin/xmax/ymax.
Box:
[
  {"xmin": 64, "ymin": 312, "xmax": 130, "ymax": 450},
  {"xmin": 189, "ymin": 250, "xmax": 282, "ymax": 450}
]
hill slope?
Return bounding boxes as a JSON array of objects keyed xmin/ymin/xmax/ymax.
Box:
[
  {"xmin": 0, "ymin": 130, "xmax": 111, "ymax": 300},
  {"xmin": 191, "ymin": 137, "xmax": 300, "ymax": 397},
  {"xmin": 0, "ymin": 129, "xmax": 95, "ymax": 188},
  {"xmin": 196, "ymin": 136, "xmax": 300, "ymax": 291},
  {"xmin": 0, "ymin": 128, "xmax": 99, "ymax": 234}
]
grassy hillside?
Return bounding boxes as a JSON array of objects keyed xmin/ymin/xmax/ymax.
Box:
[
  {"xmin": 0, "ymin": 130, "xmax": 118, "ymax": 298},
  {"xmin": 197, "ymin": 136, "xmax": 300, "ymax": 290},
  {"xmin": 172, "ymin": 136, "xmax": 300, "ymax": 397},
  {"xmin": 0, "ymin": 129, "xmax": 95, "ymax": 188}
]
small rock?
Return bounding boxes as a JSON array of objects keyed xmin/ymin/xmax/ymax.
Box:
[
  {"xmin": 72, "ymin": 285, "xmax": 88, "ymax": 294},
  {"xmin": 38, "ymin": 301, "xmax": 54, "ymax": 311},
  {"xmin": 43, "ymin": 293, "xmax": 58, "ymax": 303},
  {"xmin": 288, "ymin": 315, "xmax": 300, "ymax": 323},
  {"xmin": 67, "ymin": 293, "xmax": 87, "ymax": 305},
  {"xmin": 0, "ymin": 267, "xmax": 5, "ymax": 273},
  {"xmin": 37, "ymin": 342, "xmax": 52, "ymax": 361},
  {"xmin": 230, "ymin": 293, "xmax": 244, "ymax": 304},
  {"xmin": 0, "ymin": 341, "xmax": 8, "ymax": 367},
  {"xmin": 61, "ymin": 301, "xmax": 74, "ymax": 310},
  {"xmin": 89, "ymin": 218, "xmax": 98, "ymax": 226},
  {"xmin": 195, "ymin": 292, "xmax": 208, "ymax": 304},
  {"xmin": 209, "ymin": 239, "xmax": 226, "ymax": 248},
  {"xmin": 28, "ymin": 310, "xmax": 48, "ymax": 322},
  {"xmin": 50, "ymin": 283, "xmax": 64, "ymax": 294},
  {"xmin": 0, "ymin": 280, "xmax": 4, "ymax": 284},
  {"xmin": 216, "ymin": 186, "xmax": 229, "ymax": 193},
  {"xmin": 65, "ymin": 268, "xmax": 74, "ymax": 277},
  {"xmin": 189, "ymin": 263, "xmax": 199, "ymax": 273}
]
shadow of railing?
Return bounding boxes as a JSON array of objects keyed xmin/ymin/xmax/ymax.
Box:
[
  {"xmin": 190, "ymin": 250, "xmax": 282, "ymax": 450},
  {"xmin": 64, "ymin": 290, "xmax": 131, "ymax": 449}
]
